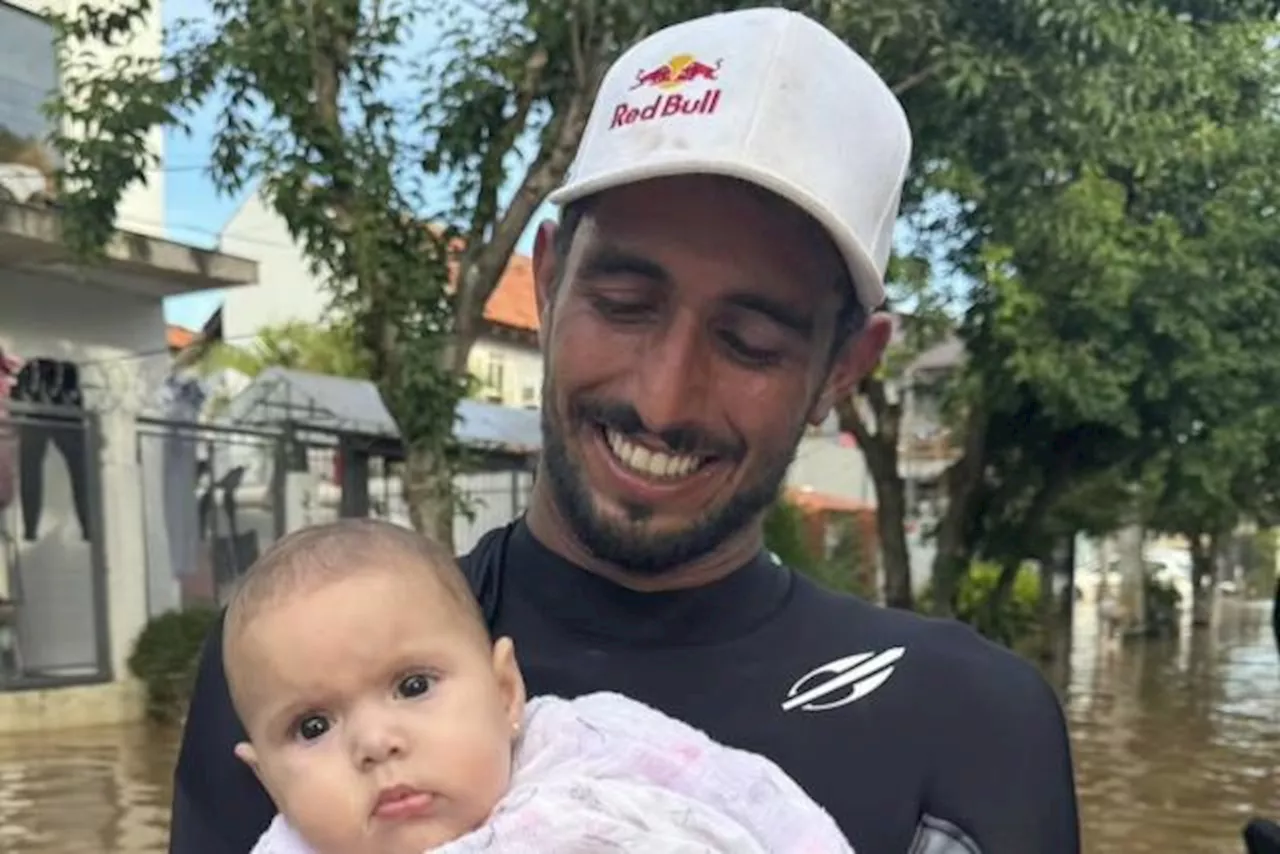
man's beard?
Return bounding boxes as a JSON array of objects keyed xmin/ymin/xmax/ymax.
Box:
[{"xmin": 538, "ymin": 383, "xmax": 804, "ymax": 577}]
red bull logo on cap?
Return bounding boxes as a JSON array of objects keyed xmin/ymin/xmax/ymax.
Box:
[{"xmin": 611, "ymin": 53, "xmax": 723, "ymax": 130}]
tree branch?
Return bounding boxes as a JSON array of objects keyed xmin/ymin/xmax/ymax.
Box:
[
  {"xmin": 462, "ymin": 45, "xmax": 549, "ymax": 257},
  {"xmin": 453, "ymin": 74, "xmax": 595, "ymax": 357},
  {"xmin": 890, "ymin": 61, "xmax": 941, "ymax": 96}
]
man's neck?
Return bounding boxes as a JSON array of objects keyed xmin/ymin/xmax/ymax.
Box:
[{"xmin": 523, "ymin": 483, "xmax": 765, "ymax": 593}]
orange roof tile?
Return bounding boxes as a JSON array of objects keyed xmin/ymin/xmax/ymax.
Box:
[
  {"xmin": 482, "ymin": 254, "xmax": 539, "ymax": 333},
  {"xmin": 167, "ymin": 324, "xmax": 197, "ymax": 351},
  {"xmin": 785, "ymin": 487, "xmax": 874, "ymax": 515}
]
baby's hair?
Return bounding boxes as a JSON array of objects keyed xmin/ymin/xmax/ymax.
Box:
[{"xmin": 222, "ymin": 518, "xmax": 488, "ymax": 722}]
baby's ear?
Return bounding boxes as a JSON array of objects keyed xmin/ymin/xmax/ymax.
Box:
[
  {"xmin": 234, "ymin": 741, "xmax": 262, "ymax": 778},
  {"xmin": 491, "ymin": 636, "xmax": 527, "ymax": 734}
]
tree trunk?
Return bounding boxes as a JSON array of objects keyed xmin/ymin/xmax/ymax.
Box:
[
  {"xmin": 835, "ymin": 394, "xmax": 913, "ymax": 609},
  {"xmin": 929, "ymin": 405, "xmax": 990, "ymax": 617},
  {"xmin": 1035, "ymin": 546, "xmax": 1058, "ymax": 662},
  {"xmin": 1116, "ymin": 522, "xmax": 1146, "ymax": 635},
  {"xmin": 1271, "ymin": 575, "xmax": 1279, "ymax": 659},
  {"xmin": 984, "ymin": 558, "xmax": 1022, "ymax": 632},
  {"xmin": 402, "ymin": 440, "xmax": 456, "ymax": 552},
  {"xmin": 1188, "ymin": 531, "xmax": 1216, "ymax": 628},
  {"xmin": 873, "ymin": 476, "xmax": 913, "ymax": 608},
  {"xmin": 1053, "ymin": 534, "xmax": 1077, "ymax": 662}
]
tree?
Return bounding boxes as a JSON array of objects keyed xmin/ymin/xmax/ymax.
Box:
[
  {"xmin": 878, "ymin": 2, "xmax": 1280, "ymax": 616},
  {"xmin": 763, "ymin": 498, "xmax": 875, "ymax": 600},
  {"xmin": 834, "ymin": 254, "xmax": 954, "ymax": 610},
  {"xmin": 47, "ymin": 0, "xmax": 776, "ymax": 546},
  {"xmin": 199, "ymin": 320, "xmax": 371, "ymax": 381}
]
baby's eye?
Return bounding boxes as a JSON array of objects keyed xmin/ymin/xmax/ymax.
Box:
[
  {"xmin": 295, "ymin": 714, "xmax": 331, "ymax": 741},
  {"xmin": 397, "ymin": 673, "xmax": 434, "ymax": 699}
]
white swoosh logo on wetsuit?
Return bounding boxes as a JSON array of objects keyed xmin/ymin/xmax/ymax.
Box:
[{"xmin": 781, "ymin": 647, "xmax": 906, "ymax": 712}]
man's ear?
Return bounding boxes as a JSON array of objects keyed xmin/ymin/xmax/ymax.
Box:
[
  {"xmin": 234, "ymin": 741, "xmax": 262, "ymax": 779},
  {"xmin": 532, "ymin": 220, "xmax": 560, "ymax": 350},
  {"xmin": 490, "ymin": 636, "xmax": 527, "ymax": 736},
  {"xmin": 808, "ymin": 312, "xmax": 892, "ymax": 425}
]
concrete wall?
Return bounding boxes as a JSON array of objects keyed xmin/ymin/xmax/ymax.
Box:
[
  {"xmin": 786, "ymin": 433, "xmax": 875, "ymax": 507},
  {"xmin": 468, "ymin": 337, "xmax": 543, "ymax": 410},
  {"xmin": 218, "ymin": 191, "xmax": 329, "ymax": 343},
  {"xmin": 0, "ymin": 679, "xmax": 143, "ymax": 733},
  {"xmin": 0, "ymin": 270, "xmax": 168, "ymax": 706},
  {"xmin": 4, "ymin": 0, "xmax": 165, "ymax": 237}
]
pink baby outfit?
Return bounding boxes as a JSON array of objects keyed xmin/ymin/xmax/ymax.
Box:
[{"xmin": 251, "ymin": 690, "xmax": 853, "ymax": 853}]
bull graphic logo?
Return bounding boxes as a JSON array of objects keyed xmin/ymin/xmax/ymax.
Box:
[{"xmin": 630, "ymin": 54, "xmax": 723, "ymax": 91}]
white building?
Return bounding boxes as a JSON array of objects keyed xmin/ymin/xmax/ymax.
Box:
[
  {"xmin": 0, "ymin": 0, "xmax": 257, "ymax": 733},
  {"xmin": 218, "ymin": 190, "xmax": 547, "ymax": 410}
]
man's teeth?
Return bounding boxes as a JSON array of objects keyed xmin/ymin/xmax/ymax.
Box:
[{"xmin": 605, "ymin": 428, "xmax": 704, "ymax": 479}]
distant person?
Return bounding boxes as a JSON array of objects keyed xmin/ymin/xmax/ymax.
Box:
[
  {"xmin": 0, "ymin": 348, "xmax": 17, "ymax": 513},
  {"xmin": 1272, "ymin": 576, "xmax": 1279, "ymax": 658},
  {"xmin": 1245, "ymin": 818, "xmax": 1280, "ymax": 854},
  {"xmin": 228, "ymin": 519, "xmax": 852, "ymax": 854},
  {"xmin": 170, "ymin": 8, "xmax": 1081, "ymax": 854}
]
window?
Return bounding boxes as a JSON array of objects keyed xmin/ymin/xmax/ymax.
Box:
[{"xmin": 482, "ymin": 352, "xmax": 505, "ymax": 403}]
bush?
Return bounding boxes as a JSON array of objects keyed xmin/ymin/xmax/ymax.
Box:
[
  {"xmin": 127, "ymin": 607, "xmax": 220, "ymax": 723},
  {"xmin": 920, "ymin": 561, "xmax": 1042, "ymax": 647},
  {"xmin": 764, "ymin": 498, "xmax": 875, "ymax": 599}
]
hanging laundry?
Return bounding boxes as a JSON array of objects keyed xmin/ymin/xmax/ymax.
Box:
[
  {"xmin": 0, "ymin": 348, "xmax": 18, "ymax": 512},
  {"xmin": 141, "ymin": 375, "xmax": 206, "ymax": 584},
  {"xmin": 11, "ymin": 358, "xmax": 91, "ymax": 542}
]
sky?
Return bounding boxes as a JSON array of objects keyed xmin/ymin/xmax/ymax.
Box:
[{"xmin": 160, "ymin": 0, "xmax": 558, "ymax": 331}]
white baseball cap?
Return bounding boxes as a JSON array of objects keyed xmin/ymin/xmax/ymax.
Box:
[{"xmin": 547, "ymin": 7, "xmax": 913, "ymax": 310}]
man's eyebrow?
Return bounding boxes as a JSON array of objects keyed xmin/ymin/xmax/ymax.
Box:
[
  {"xmin": 578, "ymin": 243, "xmax": 672, "ymax": 285},
  {"xmin": 577, "ymin": 242, "xmax": 817, "ymax": 336},
  {"xmin": 725, "ymin": 293, "xmax": 815, "ymax": 337}
]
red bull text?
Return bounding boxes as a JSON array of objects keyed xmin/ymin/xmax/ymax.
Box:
[{"xmin": 611, "ymin": 54, "xmax": 723, "ymax": 129}]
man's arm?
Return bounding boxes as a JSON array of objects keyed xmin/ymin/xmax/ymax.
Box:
[
  {"xmin": 169, "ymin": 610, "xmax": 276, "ymax": 854},
  {"xmin": 923, "ymin": 643, "xmax": 1081, "ymax": 854}
]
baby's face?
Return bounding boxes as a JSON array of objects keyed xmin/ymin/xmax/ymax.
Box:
[{"xmin": 233, "ymin": 565, "xmax": 523, "ymax": 854}]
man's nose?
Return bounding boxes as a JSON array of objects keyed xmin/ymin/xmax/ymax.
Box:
[{"xmin": 633, "ymin": 315, "xmax": 711, "ymax": 434}]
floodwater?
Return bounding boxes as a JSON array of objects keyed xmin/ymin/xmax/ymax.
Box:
[
  {"xmin": 1066, "ymin": 597, "xmax": 1279, "ymax": 853},
  {"xmin": 0, "ymin": 600, "xmax": 1275, "ymax": 854}
]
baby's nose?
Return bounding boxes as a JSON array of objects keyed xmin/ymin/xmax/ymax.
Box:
[{"xmin": 351, "ymin": 719, "xmax": 408, "ymax": 768}]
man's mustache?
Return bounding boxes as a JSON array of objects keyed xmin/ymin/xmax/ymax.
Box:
[{"xmin": 570, "ymin": 397, "xmax": 744, "ymax": 461}]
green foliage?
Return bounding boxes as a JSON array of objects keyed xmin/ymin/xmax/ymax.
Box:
[
  {"xmin": 763, "ymin": 499, "xmax": 815, "ymax": 572},
  {"xmin": 920, "ymin": 561, "xmax": 1041, "ymax": 647},
  {"xmin": 763, "ymin": 499, "xmax": 875, "ymax": 600},
  {"xmin": 201, "ymin": 320, "xmax": 372, "ymax": 381},
  {"xmin": 126, "ymin": 607, "xmax": 221, "ymax": 723},
  {"xmin": 900, "ymin": 3, "xmax": 1280, "ymax": 610}
]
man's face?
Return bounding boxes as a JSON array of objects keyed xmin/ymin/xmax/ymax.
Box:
[{"xmin": 532, "ymin": 175, "xmax": 888, "ymax": 575}]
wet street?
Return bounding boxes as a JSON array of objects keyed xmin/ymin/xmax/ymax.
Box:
[
  {"xmin": 0, "ymin": 598, "xmax": 1275, "ymax": 853},
  {"xmin": 1066, "ymin": 597, "xmax": 1279, "ymax": 853}
]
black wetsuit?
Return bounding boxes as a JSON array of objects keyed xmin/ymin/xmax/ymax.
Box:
[{"xmin": 170, "ymin": 520, "xmax": 1081, "ymax": 854}]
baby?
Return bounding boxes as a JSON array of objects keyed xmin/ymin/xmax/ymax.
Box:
[{"xmin": 224, "ymin": 518, "xmax": 853, "ymax": 854}]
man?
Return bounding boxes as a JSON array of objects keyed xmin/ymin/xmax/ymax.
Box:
[{"xmin": 170, "ymin": 8, "xmax": 1081, "ymax": 854}]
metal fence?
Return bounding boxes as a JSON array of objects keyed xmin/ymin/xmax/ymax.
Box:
[
  {"xmin": 0, "ymin": 402, "xmax": 110, "ymax": 689},
  {"xmin": 134, "ymin": 418, "xmax": 536, "ymax": 617},
  {"xmin": 136, "ymin": 417, "xmax": 286, "ymax": 617}
]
